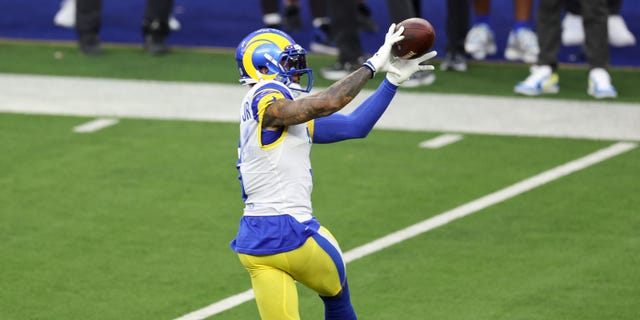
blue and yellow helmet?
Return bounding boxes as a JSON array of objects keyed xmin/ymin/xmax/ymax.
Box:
[{"xmin": 235, "ymin": 28, "xmax": 314, "ymax": 93}]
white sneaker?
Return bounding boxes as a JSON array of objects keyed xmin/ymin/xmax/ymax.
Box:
[
  {"xmin": 504, "ymin": 28, "xmax": 539, "ymax": 64},
  {"xmin": 561, "ymin": 12, "xmax": 584, "ymax": 46},
  {"xmin": 169, "ymin": 15, "xmax": 181, "ymax": 31},
  {"xmin": 588, "ymin": 68, "xmax": 617, "ymax": 99},
  {"xmin": 464, "ymin": 23, "xmax": 496, "ymax": 60},
  {"xmin": 514, "ymin": 65, "xmax": 559, "ymax": 96},
  {"xmin": 54, "ymin": 0, "xmax": 75, "ymax": 28},
  {"xmin": 608, "ymin": 15, "xmax": 636, "ymax": 47}
]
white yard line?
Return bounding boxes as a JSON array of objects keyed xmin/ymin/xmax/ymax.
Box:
[
  {"xmin": 1, "ymin": 74, "xmax": 639, "ymax": 141},
  {"xmin": 174, "ymin": 141, "xmax": 637, "ymax": 320},
  {"xmin": 419, "ymin": 133, "xmax": 463, "ymax": 149},
  {"xmin": 73, "ymin": 118, "xmax": 119, "ymax": 133}
]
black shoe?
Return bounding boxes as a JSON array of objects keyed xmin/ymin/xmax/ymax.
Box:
[
  {"xmin": 320, "ymin": 62, "xmax": 357, "ymax": 80},
  {"xmin": 142, "ymin": 18, "xmax": 170, "ymax": 56},
  {"xmin": 320, "ymin": 56, "xmax": 369, "ymax": 80},
  {"xmin": 144, "ymin": 35, "xmax": 169, "ymax": 56},
  {"xmin": 78, "ymin": 34, "xmax": 103, "ymax": 56},
  {"xmin": 441, "ymin": 52, "xmax": 467, "ymax": 72}
]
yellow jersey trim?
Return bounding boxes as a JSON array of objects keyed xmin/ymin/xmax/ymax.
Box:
[{"xmin": 256, "ymin": 90, "xmax": 288, "ymax": 150}]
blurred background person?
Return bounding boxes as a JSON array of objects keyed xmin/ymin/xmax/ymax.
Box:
[
  {"xmin": 465, "ymin": 0, "xmax": 539, "ymax": 63},
  {"xmin": 515, "ymin": 0, "xmax": 617, "ymax": 99},
  {"xmin": 259, "ymin": 0, "xmax": 336, "ymax": 55},
  {"xmin": 57, "ymin": 0, "xmax": 176, "ymax": 56},
  {"xmin": 440, "ymin": 0, "xmax": 471, "ymax": 72},
  {"xmin": 54, "ymin": 0, "xmax": 180, "ymax": 35},
  {"xmin": 320, "ymin": 0, "xmax": 372, "ymax": 80},
  {"xmin": 259, "ymin": 0, "xmax": 377, "ymax": 56}
]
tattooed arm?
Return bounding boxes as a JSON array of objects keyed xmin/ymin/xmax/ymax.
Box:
[
  {"xmin": 261, "ymin": 23, "xmax": 407, "ymax": 130},
  {"xmin": 262, "ymin": 68, "xmax": 372, "ymax": 130}
]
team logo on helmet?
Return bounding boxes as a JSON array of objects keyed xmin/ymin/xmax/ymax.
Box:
[{"xmin": 236, "ymin": 28, "xmax": 314, "ymax": 93}]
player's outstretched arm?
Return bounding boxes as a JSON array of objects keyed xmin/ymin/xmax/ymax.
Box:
[
  {"xmin": 262, "ymin": 24, "xmax": 404, "ymax": 130},
  {"xmin": 262, "ymin": 67, "xmax": 372, "ymax": 129},
  {"xmin": 312, "ymin": 78, "xmax": 398, "ymax": 143},
  {"xmin": 311, "ymin": 49, "xmax": 438, "ymax": 143}
]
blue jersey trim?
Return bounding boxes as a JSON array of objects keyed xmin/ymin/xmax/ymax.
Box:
[
  {"xmin": 251, "ymin": 89, "xmax": 276, "ymax": 121},
  {"xmin": 262, "ymin": 128, "xmax": 284, "ymax": 145},
  {"xmin": 230, "ymin": 215, "xmax": 320, "ymax": 255},
  {"xmin": 251, "ymin": 82, "xmax": 292, "ymax": 145}
]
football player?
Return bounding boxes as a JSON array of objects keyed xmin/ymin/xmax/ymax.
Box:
[{"xmin": 230, "ymin": 25, "xmax": 436, "ymax": 319}]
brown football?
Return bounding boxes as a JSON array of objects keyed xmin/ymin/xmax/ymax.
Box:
[{"xmin": 391, "ymin": 17, "xmax": 436, "ymax": 60}]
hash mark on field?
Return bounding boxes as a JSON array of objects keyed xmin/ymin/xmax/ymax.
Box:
[
  {"xmin": 173, "ymin": 142, "xmax": 637, "ymax": 320},
  {"xmin": 419, "ymin": 133, "xmax": 463, "ymax": 149},
  {"xmin": 73, "ymin": 118, "xmax": 119, "ymax": 133}
]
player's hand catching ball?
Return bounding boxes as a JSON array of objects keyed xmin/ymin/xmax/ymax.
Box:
[
  {"xmin": 363, "ymin": 24, "xmax": 404, "ymax": 77},
  {"xmin": 385, "ymin": 51, "xmax": 437, "ymax": 86}
]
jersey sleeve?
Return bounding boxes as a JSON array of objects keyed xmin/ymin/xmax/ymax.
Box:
[
  {"xmin": 252, "ymin": 83, "xmax": 292, "ymax": 123},
  {"xmin": 312, "ymin": 78, "xmax": 398, "ymax": 143},
  {"xmin": 251, "ymin": 82, "xmax": 295, "ymax": 147}
]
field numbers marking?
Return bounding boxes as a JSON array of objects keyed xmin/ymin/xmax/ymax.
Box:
[
  {"xmin": 174, "ymin": 141, "xmax": 637, "ymax": 320},
  {"xmin": 419, "ymin": 133, "xmax": 463, "ymax": 149},
  {"xmin": 73, "ymin": 118, "xmax": 119, "ymax": 133}
]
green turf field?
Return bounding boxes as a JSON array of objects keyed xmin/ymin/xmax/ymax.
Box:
[{"xmin": 1, "ymin": 40, "xmax": 639, "ymax": 319}]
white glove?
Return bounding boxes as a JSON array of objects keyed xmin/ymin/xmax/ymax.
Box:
[
  {"xmin": 363, "ymin": 24, "xmax": 404, "ymax": 77},
  {"xmin": 385, "ymin": 51, "xmax": 438, "ymax": 86}
]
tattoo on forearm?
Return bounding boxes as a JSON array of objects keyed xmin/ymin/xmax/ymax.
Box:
[
  {"xmin": 264, "ymin": 97, "xmax": 321, "ymax": 127},
  {"xmin": 263, "ymin": 67, "xmax": 372, "ymax": 128},
  {"xmin": 320, "ymin": 68, "xmax": 371, "ymax": 104}
]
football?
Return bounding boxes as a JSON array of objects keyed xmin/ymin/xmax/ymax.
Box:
[{"xmin": 391, "ymin": 17, "xmax": 436, "ymax": 60}]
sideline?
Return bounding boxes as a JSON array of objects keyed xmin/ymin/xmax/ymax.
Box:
[
  {"xmin": 0, "ymin": 73, "xmax": 639, "ymax": 141},
  {"xmin": 174, "ymin": 141, "xmax": 637, "ymax": 320}
]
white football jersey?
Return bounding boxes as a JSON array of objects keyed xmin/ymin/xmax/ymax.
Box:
[{"xmin": 237, "ymin": 80, "xmax": 314, "ymax": 222}]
